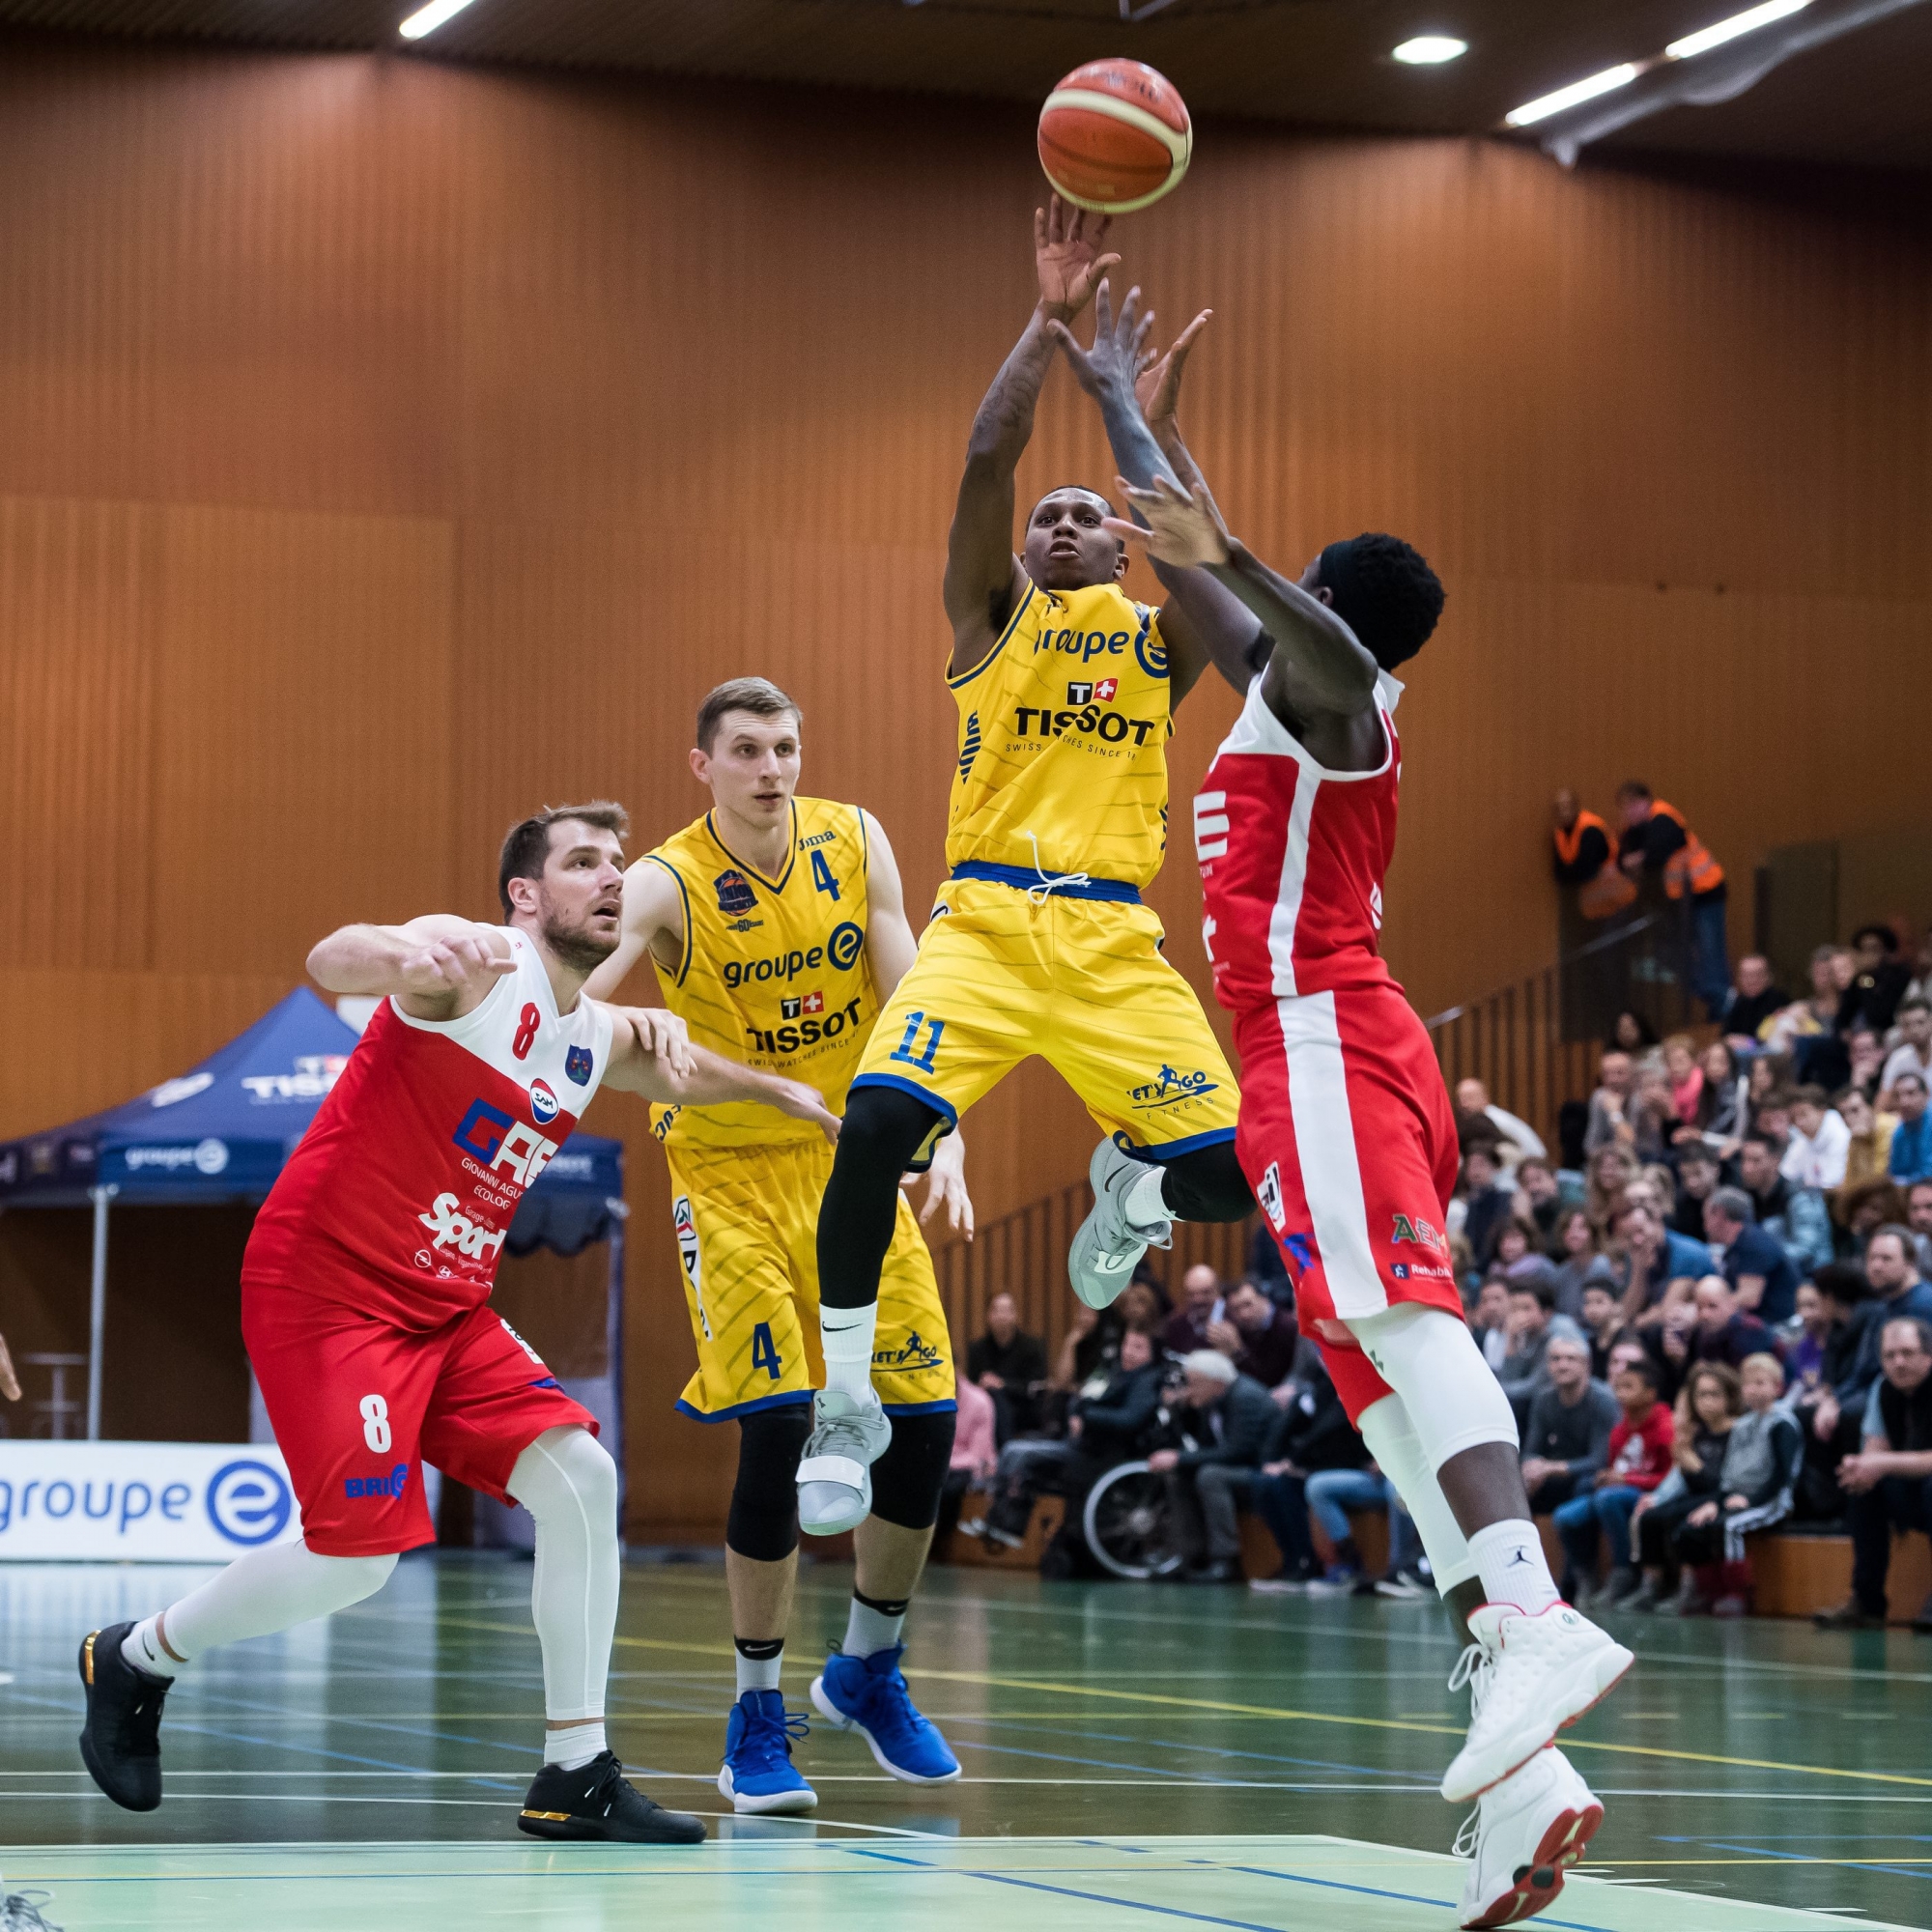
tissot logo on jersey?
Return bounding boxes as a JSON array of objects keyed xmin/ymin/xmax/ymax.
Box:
[
  {"xmin": 1065, "ymin": 678, "xmax": 1118, "ymax": 705},
  {"xmin": 746, "ymin": 996, "xmax": 864, "ymax": 1057},
  {"xmin": 1010, "ymin": 702, "xmax": 1159, "ymax": 747},
  {"xmin": 780, "ymin": 991, "xmax": 826, "ymax": 1019},
  {"xmin": 450, "ymin": 1098, "xmax": 560, "ymax": 1185}
]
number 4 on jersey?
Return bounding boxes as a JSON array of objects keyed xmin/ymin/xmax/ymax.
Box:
[{"xmin": 810, "ymin": 849, "xmax": 841, "ymax": 901}]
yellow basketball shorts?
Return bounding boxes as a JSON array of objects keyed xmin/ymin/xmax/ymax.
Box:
[
  {"xmin": 663, "ymin": 1137, "xmax": 954, "ymax": 1421},
  {"xmin": 852, "ymin": 876, "xmax": 1240, "ymax": 1164}
]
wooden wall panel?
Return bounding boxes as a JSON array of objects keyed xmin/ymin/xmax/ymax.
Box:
[{"xmin": 2, "ymin": 35, "xmax": 1929, "ymax": 1535}]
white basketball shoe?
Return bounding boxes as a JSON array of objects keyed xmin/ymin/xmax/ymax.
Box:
[
  {"xmin": 796, "ymin": 1388, "xmax": 893, "ymax": 1536},
  {"xmin": 1068, "ymin": 1138, "xmax": 1172, "ymax": 1310},
  {"xmin": 1456, "ymin": 1746, "xmax": 1604, "ymax": 1928},
  {"xmin": 1440, "ymin": 1601, "xmax": 1632, "ymax": 1804}
]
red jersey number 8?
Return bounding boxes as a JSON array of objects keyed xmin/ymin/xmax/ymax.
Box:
[{"xmin": 513, "ymin": 1002, "xmax": 540, "ymax": 1060}]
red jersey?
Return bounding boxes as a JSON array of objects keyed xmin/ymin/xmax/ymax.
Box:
[
  {"xmin": 245, "ymin": 927, "xmax": 615, "ymax": 1329},
  {"xmin": 1605, "ymin": 1404, "xmax": 1675, "ymax": 1491},
  {"xmin": 1193, "ymin": 671, "xmax": 1406, "ymax": 1013}
]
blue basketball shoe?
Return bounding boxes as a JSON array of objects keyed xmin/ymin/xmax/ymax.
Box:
[
  {"xmin": 810, "ymin": 1644, "xmax": 960, "ymax": 1784},
  {"xmin": 717, "ymin": 1690, "xmax": 816, "ymax": 1815}
]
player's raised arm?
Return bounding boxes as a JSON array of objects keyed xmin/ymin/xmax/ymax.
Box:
[
  {"xmin": 861, "ymin": 811, "xmax": 974, "ymax": 1239},
  {"xmin": 582, "ymin": 857, "xmax": 686, "ymax": 1004},
  {"xmin": 945, "ymin": 197, "xmax": 1120, "ymax": 681},
  {"xmin": 306, "ymin": 915, "xmax": 514, "ymax": 1021},
  {"xmin": 602, "ymin": 1012, "xmax": 839, "ymax": 1143},
  {"xmin": 1049, "ymin": 285, "xmax": 1265, "ymax": 705}
]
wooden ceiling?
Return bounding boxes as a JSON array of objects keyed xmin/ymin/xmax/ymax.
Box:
[{"xmin": 2, "ymin": 0, "xmax": 1928, "ymax": 167}]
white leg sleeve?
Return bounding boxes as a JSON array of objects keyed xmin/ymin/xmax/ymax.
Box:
[
  {"xmin": 1357, "ymin": 1394, "xmax": 1479, "ymax": 1594},
  {"xmin": 1345, "ymin": 1303, "xmax": 1520, "ymax": 1467},
  {"xmin": 507, "ymin": 1425, "xmax": 620, "ymax": 1722},
  {"xmin": 162, "ymin": 1542, "xmax": 397, "ymax": 1661}
]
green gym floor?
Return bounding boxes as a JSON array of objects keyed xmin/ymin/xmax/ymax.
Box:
[{"xmin": 2, "ymin": 1552, "xmax": 1927, "ymax": 1931}]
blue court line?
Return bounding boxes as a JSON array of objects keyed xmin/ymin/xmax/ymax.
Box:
[
  {"xmin": 1228, "ymin": 1865, "xmax": 1616, "ymax": 1932},
  {"xmin": 835, "ymin": 1847, "xmax": 937, "ymax": 1868},
  {"xmin": 1687, "ymin": 1838, "xmax": 1932, "ymax": 1884},
  {"xmin": 960, "ymin": 1869, "xmax": 1301, "ymax": 1930},
  {"xmin": 949, "ymin": 1736, "xmax": 1237, "ymax": 1782},
  {"xmin": 947, "ymin": 1716, "xmax": 1414, "ymax": 1782}
]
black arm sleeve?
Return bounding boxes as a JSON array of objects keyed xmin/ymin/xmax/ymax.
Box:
[{"xmin": 1552, "ymin": 825, "xmax": 1610, "ymax": 885}]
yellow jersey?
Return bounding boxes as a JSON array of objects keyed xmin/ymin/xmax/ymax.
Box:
[
  {"xmin": 945, "ymin": 579, "xmax": 1173, "ymax": 890},
  {"xmin": 646, "ymin": 797, "xmax": 876, "ymax": 1151}
]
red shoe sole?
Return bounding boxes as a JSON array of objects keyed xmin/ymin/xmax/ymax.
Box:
[{"xmin": 1463, "ymin": 1798, "xmax": 1605, "ymax": 1928}]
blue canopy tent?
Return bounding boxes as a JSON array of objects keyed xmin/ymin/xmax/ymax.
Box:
[{"xmin": 0, "ymin": 988, "xmax": 626, "ymax": 1463}]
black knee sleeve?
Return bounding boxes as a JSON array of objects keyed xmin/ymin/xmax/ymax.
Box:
[
  {"xmin": 868, "ymin": 1410, "xmax": 957, "ymax": 1531},
  {"xmin": 817, "ymin": 1086, "xmax": 949, "ymax": 1310},
  {"xmin": 1157, "ymin": 1141, "xmax": 1255, "ymax": 1223},
  {"xmin": 726, "ymin": 1405, "xmax": 813, "ymax": 1561}
]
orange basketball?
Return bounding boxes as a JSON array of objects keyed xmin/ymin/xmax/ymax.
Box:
[{"xmin": 1037, "ymin": 59, "xmax": 1192, "ymax": 214}]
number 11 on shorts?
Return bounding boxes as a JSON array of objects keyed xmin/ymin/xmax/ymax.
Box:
[{"xmin": 890, "ymin": 1010, "xmax": 945, "ymax": 1074}]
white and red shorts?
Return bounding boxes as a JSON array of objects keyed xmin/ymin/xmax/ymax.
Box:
[
  {"xmin": 1233, "ymin": 985, "xmax": 1463, "ymax": 1423},
  {"xmin": 242, "ymin": 1272, "xmax": 596, "ymax": 1558}
]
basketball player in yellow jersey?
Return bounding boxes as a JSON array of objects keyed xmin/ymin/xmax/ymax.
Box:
[
  {"xmin": 804, "ymin": 198, "xmax": 1260, "ymax": 1536},
  {"xmin": 583, "ymin": 677, "xmax": 973, "ymax": 1815}
]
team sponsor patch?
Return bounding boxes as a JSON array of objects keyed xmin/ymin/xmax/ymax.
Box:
[
  {"xmin": 528, "ymin": 1079, "xmax": 558, "ymax": 1124},
  {"xmin": 1129, "ymin": 1064, "xmax": 1221, "ymax": 1109},
  {"xmin": 344, "ymin": 1463, "xmax": 410, "ymax": 1501},
  {"xmin": 714, "ymin": 868, "xmax": 757, "ymax": 915},
  {"xmin": 874, "ymin": 1328, "xmax": 946, "ymax": 1372},
  {"xmin": 1390, "ymin": 1211, "xmax": 1445, "ymax": 1252},
  {"xmin": 564, "ymin": 1044, "xmax": 594, "ymax": 1086},
  {"xmin": 1258, "ymin": 1160, "xmax": 1286, "ymax": 1232},
  {"xmin": 672, "ymin": 1195, "xmax": 708, "ymax": 1339}
]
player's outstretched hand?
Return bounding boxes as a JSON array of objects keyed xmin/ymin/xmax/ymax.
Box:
[
  {"xmin": 1036, "ymin": 195, "xmax": 1121, "ymax": 321},
  {"xmin": 397, "ymin": 931, "xmax": 515, "ymax": 1000},
  {"xmin": 770, "ymin": 1080, "xmax": 840, "ymax": 1144},
  {"xmin": 1046, "ymin": 278, "xmax": 1155, "ymax": 400},
  {"xmin": 1101, "ymin": 472, "xmax": 1234, "ymax": 569},
  {"xmin": 1136, "ymin": 308, "xmax": 1211, "ymax": 431},
  {"xmin": 912, "ymin": 1132, "xmax": 975, "ymax": 1241},
  {"xmin": 626, "ymin": 1007, "xmax": 695, "ymax": 1080}
]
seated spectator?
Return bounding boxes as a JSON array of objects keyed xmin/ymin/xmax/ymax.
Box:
[
  {"xmin": 1909, "ymin": 1179, "xmax": 1932, "ymax": 1277},
  {"xmin": 1208, "ymin": 1279, "xmax": 1304, "ymax": 1391},
  {"xmin": 1688, "ymin": 1273, "xmax": 1773, "ymax": 1370},
  {"xmin": 1881, "ymin": 997, "xmax": 1932, "ymax": 1104},
  {"xmin": 1584, "ymin": 1141, "xmax": 1641, "ymax": 1236},
  {"xmin": 1469, "ymin": 1277, "xmax": 1512, "ymax": 1373},
  {"xmin": 1692, "ymin": 1352, "xmax": 1802, "ymax": 1614},
  {"xmin": 1670, "ymin": 1143, "xmax": 1724, "ymax": 1240},
  {"xmin": 1817, "ymin": 1315, "xmax": 1932, "ymax": 1631},
  {"xmin": 1783, "ymin": 1278, "xmax": 1831, "ymax": 1393},
  {"xmin": 1579, "ymin": 1279, "xmax": 1629, "ymax": 1380},
  {"xmin": 1497, "ymin": 1261, "xmax": 1586, "ymax": 1422},
  {"xmin": 1723, "ymin": 954, "xmax": 1788, "ymax": 1050},
  {"xmin": 1520, "ymin": 1335, "xmax": 1619, "ymax": 1533},
  {"xmin": 1609, "ymin": 1200, "xmax": 1709, "ymax": 1329},
  {"xmin": 1766, "ymin": 949, "xmax": 1842, "ymax": 1060},
  {"xmin": 1888, "ymin": 1072, "xmax": 1932, "ymax": 1186},
  {"xmin": 1833, "ymin": 1086, "xmax": 1898, "ymax": 1200},
  {"xmin": 939, "ymin": 1377, "xmax": 999, "ymax": 1545},
  {"xmin": 1840, "ymin": 1228, "xmax": 1932, "ymax": 1413},
  {"xmin": 1662, "ymin": 1034, "xmax": 1704, "ymax": 1137},
  {"xmin": 1054, "ymin": 1280, "xmax": 1163, "ymax": 1393},
  {"xmin": 1610, "ymin": 1009, "xmax": 1659, "ymax": 1056},
  {"xmin": 1647, "ymin": 1276, "xmax": 1701, "ymax": 1406},
  {"xmin": 1629, "ymin": 1360, "xmax": 1741, "ymax": 1612},
  {"xmin": 1490, "ymin": 1217, "xmax": 1539, "ymax": 1278},
  {"xmin": 1149, "ymin": 1351, "xmax": 1276, "ymax": 1584},
  {"xmin": 1460, "ymin": 1142, "xmax": 1518, "ymax": 1272},
  {"xmin": 1249, "ymin": 1359, "xmax": 1370, "ymax": 1591},
  {"xmin": 1846, "ymin": 1026, "xmax": 1888, "ymax": 1104},
  {"xmin": 976, "ymin": 1327, "xmax": 1168, "ymax": 1551},
  {"xmin": 1550, "ymin": 1207, "xmax": 1615, "ymax": 1321},
  {"xmin": 1303, "ymin": 1461, "xmax": 1425, "ymax": 1597},
  {"xmin": 1906, "ymin": 932, "xmax": 1932, "ymax": 1012},
  {"xmin": 1516, "ymin": 1156, "xmax": 1565, "ymax": 1244},
  {"xmin": 1839, "ymin": 923, "xmax": 1911, "ymax": 1039},
  {"xmin": 1162, "ymin": 1264, "xmax": 1226, "ymax": 1358},
  {"xmin": 1584, "ymin": 1050, "xmax": 1638, "ymax": 1156},
  {"xmin": 968, "ymin": 1291, "xmax": 1049, "ymax": 1443},
  {"xmin": 1631, "ymin": 1064, "xmax": 1680, "ymax": 1164},
  {"xmin": 1839, "ymin": 1176, "xmax": 1908, "ymax": 1257},
  {"xmin": 1792, "ymin": 1262, "xmax": 1874, "ymax": 1518},
  {"xmin": 1455, "ymin": 1076, "xmax": 1548, "ymax": 1168},
  {"xmin": 1781, "ymin": 1086, "xmax": 1851, "ymax": 1190},
  {"xmin": 1553, "ymin": 1356, "xmax": 1675, "ymax": 1606},
  {"xmin": 1697, "ymin": 1039, "xmax": 1749, "ymax": 1150},
  {"xmin": 1704, "ymin": 1185, "xmax": 1801, "ymax": 1324}
]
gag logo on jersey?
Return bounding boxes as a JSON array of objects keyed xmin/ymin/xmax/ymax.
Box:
[
  {"xmin": 1012, "ymin": 701, "xmax": 1158, "ymax": 748},
  {"xmin": 451, "ymin": 1099, "xmax": 558, "ymax": 1184},
  {"xmin": 720, "ymin": 922, "xmax": 864, "ymax": 990},
  {"xmin": 1390, "ymin": 1212, "xmax": 1446, "ymax": 1254},
  {"xmin": 417, "ymin": 1191, "xmax": 508, "ymax": 1263}
]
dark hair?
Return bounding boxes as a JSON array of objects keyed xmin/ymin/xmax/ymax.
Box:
[
  {"xmin": 1851, "ymin": 923, "xmax": 1898, "ymax": 953},
  {"xmin": 1315, "ymin": 532, "xmax": 1443, "ymax": 671},
  {"xmin": 1896, "ymin": 1070, "xmax": 1929, "ymax": 1095},
  {"xmin": 1813, "ymin": 1261, "xmax": 1869, "ymax": 1308},
  {"xmin": 696, "ymin": 676, "xmax": 803, "ymax": 753},
  {"xmin": 1869, "ymin": 1222, "xmax": 1918, "ymax": 1263},
  {"xmin": 1685, "ymin": 1359, "xmax": 1744, "ymax": 1415},
  {"xmin": 1899, "ymin": 996, "xmax": 1932, "ymax": 1019},
  {"xmin": 1613, "ymin": 1353, "xmax": 1660, "ymax": 1393},
  {"xmin": 1032, "ymin": 484, "xmax": 1119, "ymax": 519},
  {"xmin": 1678, "ymin": 1142, "xmax": 1719, "ymax": 1168},
  {"xmin": 1791, "ymin": 1084, "xmax": 1829, "ymax": 1110},
  {"xmin": 1615, "ymin": 780, "xmax": 1653, "ymax": 803},
  {"xmin": 497, "ymin": 802, "xmax": 629, "ymax": 916},
  {"xmin": 1742, "ymin": 1130, "xmax": 1780, "ymax": 1153},
  {"xmin": 1708, "ymin": 1185, "xmax": 1754, "ymax": 1225},
  {"xmin": 1882, "ymin": 1314, "xmax": 1932, "ymax": 1357},
  {"xmin": 1507, "ymin": 1273, "xmax": 1556, "ymax": 1312}
]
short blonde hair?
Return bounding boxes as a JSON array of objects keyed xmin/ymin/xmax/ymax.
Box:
[{"xmin": 1739, "ymin": 1351, "xmax": 1785, "ymax": 1388}]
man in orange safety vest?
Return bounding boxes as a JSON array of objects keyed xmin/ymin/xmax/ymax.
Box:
[{"xmin": 1615, "ymin": 781, "xmax": 1729, "ymax": 1018}]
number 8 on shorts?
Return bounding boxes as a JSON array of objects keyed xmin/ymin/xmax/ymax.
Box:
[{"xmin": 359, "ymin": 1393, "xmax": 392, "ymax": 1454}]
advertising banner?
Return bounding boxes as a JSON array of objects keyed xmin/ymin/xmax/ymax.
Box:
[{"xmin": 0, "ymin": 1441, "xmax": 303, "ymax": 1561}]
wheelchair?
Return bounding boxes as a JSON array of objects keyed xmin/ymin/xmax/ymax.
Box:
[{"xmin": 1081, "ymin": 1458, "xmax": 1186, "ymax": 1580}]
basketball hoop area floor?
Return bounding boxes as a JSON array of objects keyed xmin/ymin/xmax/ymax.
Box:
[{"xmin": 4, "ymin": 1552, "xmax": 1928, "ymax": 1931}]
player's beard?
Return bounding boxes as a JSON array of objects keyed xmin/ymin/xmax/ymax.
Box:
[{"xmin": 539, "ymin": 899, "xmax": 618, "ymax": 976}]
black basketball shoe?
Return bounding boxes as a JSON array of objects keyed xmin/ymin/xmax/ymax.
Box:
[
  {"xmin": 77, "ymin": 1622, "xmax": 171, "ymax": 1812},
  {"xmin": 517, "ymin": 1750, "xmax": 706, "ymax": 1844}
]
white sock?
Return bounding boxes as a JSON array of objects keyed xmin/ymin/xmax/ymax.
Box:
[
  {"xmin": 734, "ymin": 1640, "xmax": 783, "ymax": 1696},
  {"xmin": 122, "ymin": 1615, "xmax": 182, "ymax": 1679},
  {"xmin": 506, "ymin": 1427, "xmax": 620, "ymax": 1766},
  {"xmin": 138, "ymin": 1541, "xmax": 397, "ymax": 1669},
  {"xmin": 844, "ymin": 1594, "xmax": 906, "ymax": 1658},
  {"xmin": 544, "ymin": 1719, "xmax": 607, "ymax": 1770},
  {"xmin": 1123, "ymin": 1165, "xmax": 1170, "ymax": 1232},
  {"xmin": 820, "ymin": 1303, "xmax": 879, "ymax": 1402},
  {"xmin": 1468, "ymin": 1520, "xmax": 1560, "ymax": 1615}
]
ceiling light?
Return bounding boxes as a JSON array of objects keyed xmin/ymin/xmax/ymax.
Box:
[
  {"xmin": 399, "ymin": 0, "xmax": 480, "ymax": 39},
  {"xmin": 1392, "ymin": 35, "xmax": 1468, "ymax": 64},
  {"xmin": 1504, "ymin": 63, "xmax": 1639, "ymax": 127},
  {"xmin": 1665, "ymin": 0, "xmax": 1810, "ymax": 61}
]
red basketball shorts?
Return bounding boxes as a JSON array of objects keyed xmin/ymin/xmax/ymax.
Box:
[
  {"xmin": 1233, "ymin": 985, "xmax": 1463, "ymax": 1423},
  {"xmin": 242, "ymin": 1274, "xmax": 596, "ymax": 1558}
]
